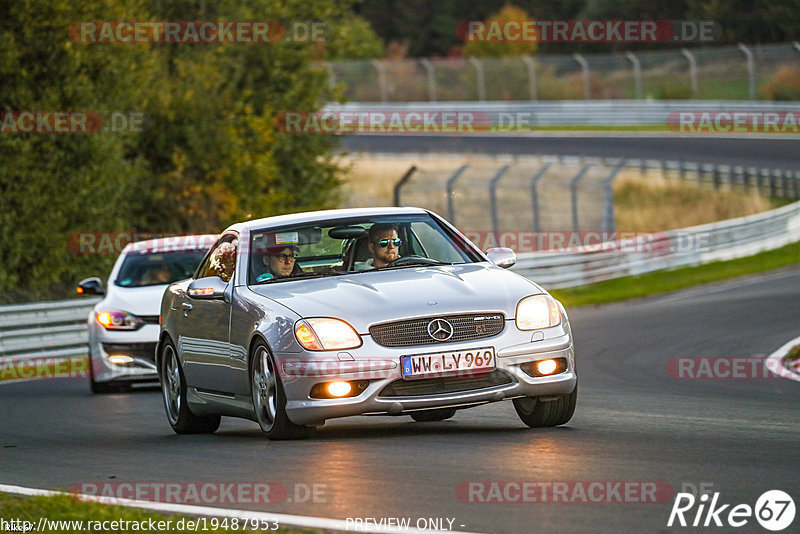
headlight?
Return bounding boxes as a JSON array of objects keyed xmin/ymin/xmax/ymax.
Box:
[
  {"xmin": 515, "ymin": 295, "xmax": 561, "ymax": 330},
  {"xmin": 96, "ymin": 311, "xmax": 143, "ymax": 330},
  {"xmin": 294, "ymin": 318, "xmax": 362, "ymax": 351}
]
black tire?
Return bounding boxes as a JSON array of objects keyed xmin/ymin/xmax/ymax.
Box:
[
  {"xmin": 250, "ymin": 341, "xmax": 313, "ymax": 440},
  {"xmin": 410, "ymin": 408, "xmax": 457, "ymax": 422},
  {"xmin": 89, "ymin": 357, "xmax": 127, "ymax": 394},
  {"xmin": 159, "ymin": 339, "xmax": 221, "ymax": 434},
  {"xmin": 513, "ymin": 383, "xmax": 577, "ymax": 428}
]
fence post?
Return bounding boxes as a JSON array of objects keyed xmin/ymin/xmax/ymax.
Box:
[
  {"xmin": 681, "ymin": 49, "xmax": 698, "ymax": 99},
  {"xmin": 602, "ymin": 164, "xmax": 624, "ymax": 232},
  {"xmin": 529, "ymin": 163, "xmax": 552, "ymax": 234},
  {"xmin": 625, "ymin": 52, "xmax": 642, "ymax": 100},
  {"xmin": 570, "ymin": 165, "xmax": 590, "ymax": 231},
  {"xmin": 469, "ymin": 57, "xmax": 487, "ymax": 101},
  {"xmin": 770, "ymin": 169, "xmax": 778, "ymax": 198},
  {"xmin": 419, "ymin": 59, "xmax": 437, "ymax": 102},
  {"xmin": 372, "ymin": 60, "xmax": 388, "ymax": 103},
  {"xmin": 745, "ymin": 167, "xmax": 755, "ymax": 190},
  {"xmin": 573, "ymin": 53, "xmax": 591, "ymax": 99},
  {"xmin": 489, "ymin": 165, "xmax": 511, "ymax": 240},
  {"xmin": 712, "ymin": 165, "xmax": 721, "ymax": 190},
  {"xmin": 446, "ymin": 165, "xmax": 469, "ymax": 225},
  {"xmin": 794, "ymin": 170, "xmax": 800, "ymax": 200},
  {"xmin": 737, "ymin": 44, "xmax": 756, "ymax": 100},
  {"xmin": 783, "ymin": 169, "xmax": 791, "ymax": 198},
  {"xmin": 393, "ymin": 165, "xmax": 417, "ymax": 207},
  {"xmin": 521, "ymin": 56, "xmax": 538, "ymax": 101},
  {"xmin": 323, "ymin": 62, "xmax": 336, "ymax": 90}
]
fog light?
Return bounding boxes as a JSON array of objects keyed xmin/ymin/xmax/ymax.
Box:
[
  {"xmin": 326, "ymin": 381, "xmax": 352, "ymax": 397},
  {"xmin": 108, "ymin": 355, "xmax": 134, "ymax": 365},
  {"xmin": 520, "ymin": 357, "xmax": 568, "ymax": 378},
  {"xmin": 536, "ymin": 359, "xmax": 558, "ymax": 376}
]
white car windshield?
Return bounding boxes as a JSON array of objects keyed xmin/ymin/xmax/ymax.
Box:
[
  {"xmin": 116, "ymin": 250, "xmax": 208, "ymax": 287},
  {"xmin": 248, "ymin": 214, "xmax": 483, "ymax": 284}
]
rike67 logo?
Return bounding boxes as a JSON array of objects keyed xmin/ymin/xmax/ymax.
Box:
[{"xmin": 668, "ymin": 490, "xmax": 795, "ymax": 531}]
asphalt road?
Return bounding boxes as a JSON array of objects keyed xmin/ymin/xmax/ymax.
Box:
[
  {"xmin": 340, "ymin": 134, "xmax": 800, "ymax": 170},
  {"xmin": 2, "ymin": 269, "xmax": 799, "ymax": 533}
]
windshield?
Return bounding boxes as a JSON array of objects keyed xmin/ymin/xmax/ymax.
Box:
[
  {"xmin": 115, "ymin": 250, "xmax": 208, "ymax": 287},
  {"xmin": 248, "ymin": 214, "xmax": 483, "ymax": 285}
]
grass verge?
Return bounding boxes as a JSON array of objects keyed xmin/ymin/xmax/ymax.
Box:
[
  {"xmin": 0, "ymin": 492, "xmax": 319, "ymax": 534},
  {"xmin": 549, "ymin": 240, "xmax": 800, "ymax": 307}
]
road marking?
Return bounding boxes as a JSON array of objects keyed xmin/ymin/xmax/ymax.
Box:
[
  {"xmin": 0, "ymin": 483, "xmax": 484, "ymax": 534},
  {"xmin": 764, "ymin": 335, "xmax": 800, "ymax": 383}
]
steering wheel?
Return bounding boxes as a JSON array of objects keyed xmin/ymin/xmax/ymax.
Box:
[{"xmin": 387, "ymin": 255, "xmax": 441, "ymax": 267}]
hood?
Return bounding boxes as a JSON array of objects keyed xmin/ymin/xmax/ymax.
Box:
[
  {"xmin": 96, "ymin": 284, "xmax": 170, "ymax": 316},
  {"xmin": 249, "ymin": 264, "xmax": 542, "ymax": 332}
]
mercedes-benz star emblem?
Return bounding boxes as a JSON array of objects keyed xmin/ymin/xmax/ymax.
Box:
[{"xmin": 427, "ymin": 318, "xmax": 454, "ymax": 341}]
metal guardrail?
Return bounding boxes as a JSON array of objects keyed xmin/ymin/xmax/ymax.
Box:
[
  {"xmin": 512, "ymin": 199, "xmax": 800, "ymax": 288},
  {"xmin": 0, "ymin": 298, "xmax": 99, "ymax": 361},
  {"xmin": 325, "ymin": 100, "xmax": 800, "ymax": 128}
]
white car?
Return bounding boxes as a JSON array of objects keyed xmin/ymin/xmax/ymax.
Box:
[{"xmin": 78, "ymin": 235, "xmax": 215, "ymax": 393}]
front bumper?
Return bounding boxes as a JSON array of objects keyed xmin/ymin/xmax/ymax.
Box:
[
  {"xmin": 278, "ymin": 320, "xmax": 576, "ymax": 426},
  {"xmin": 89, "ymin": 323, "xmax": 160, "ymax": 383}
]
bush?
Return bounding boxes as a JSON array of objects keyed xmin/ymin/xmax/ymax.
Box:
[{"xmin": 760, "ymin": 66, "xmax": 800, "ymax": 101}]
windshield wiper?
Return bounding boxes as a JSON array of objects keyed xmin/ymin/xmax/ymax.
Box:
[{"xmin": 380, "ymin": 260, "xmax": 454, "ymax": 270}]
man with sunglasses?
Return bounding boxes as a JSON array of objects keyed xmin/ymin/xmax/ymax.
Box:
[{"xmin": 366, "ymin": 223, "xmax": 402, "ymax": 268}]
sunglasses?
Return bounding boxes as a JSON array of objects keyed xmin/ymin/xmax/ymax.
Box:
[{"xmin": 376, "ymin": 238, "xmax": 402, "ymax": 248}]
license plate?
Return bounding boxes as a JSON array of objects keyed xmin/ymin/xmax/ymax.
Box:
[{"xmin": 401, "ymin": 347, "xmax": 495, "ymax": 380}]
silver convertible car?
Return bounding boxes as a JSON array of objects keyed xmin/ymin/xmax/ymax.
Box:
[{"xmin": 157, "ymin": 208, "xmax": 577, "ymax": 439}]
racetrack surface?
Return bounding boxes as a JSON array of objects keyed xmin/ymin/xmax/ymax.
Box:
[
  {"xmin": 2, "ymin": 269, "xmax": 799, "ymax": 533},
  {"xmin": 340, "ymin": 134, "xmax": 800, "ymax": 171}
]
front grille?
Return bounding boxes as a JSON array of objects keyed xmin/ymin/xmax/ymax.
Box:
[
  {"xmin": 369, "ymin": 313, "xmax": 505, "ymax": 347},
  {"xmin": 140, "ymin": 315, "xmax": 160, "ymax": 325},
  {"xmin": 379, "ymin": 370, "xmax": 513, "ymax": 397},
  {"xmin": 102, "ymin": 342, "xmax": 158, "ymax": 363}
]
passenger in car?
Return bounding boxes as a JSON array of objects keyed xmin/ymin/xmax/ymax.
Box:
[
  {"xmin": 142, "ymin": 264, "xmax": 172, "ymax": 285},
  {"xmin": 257, "ymin": 246, "xmax": 302, "ymax": 281}
]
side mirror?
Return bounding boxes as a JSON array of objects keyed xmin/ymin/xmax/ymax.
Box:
[
  {"xmin": 187, "ymin": 276, "xmax": 227, "ymax": 300},
  {"xmin": 486, "ymin": 247, "xmax": 516, "ymax": 269},
  {"xmin": 77, "ymin": 277, "xmax": 105, "ymax": 296}
]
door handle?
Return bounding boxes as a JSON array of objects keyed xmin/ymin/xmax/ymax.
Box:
[{"xmin": 182, "ymin": 302, "xmax": 193, "ymax": 315}]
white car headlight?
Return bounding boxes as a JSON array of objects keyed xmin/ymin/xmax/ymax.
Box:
[
  {"xmin": 515, "ymin": 295, "xmax": 561, "ymax": 330},
  {"xmin": 96, "ymin": 310, "xmax": 143, "ymax": 330},
  {"xmin": 294, "ymin": 318, "xmax": 362, "ymax": 351}
]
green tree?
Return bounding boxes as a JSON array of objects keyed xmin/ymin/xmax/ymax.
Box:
[
  {"xmin": 0, "ymin": 0, "xmax": 158, "ymax": 301},
  {"xmin": 464, "ymin": 5, "xmax": 538, "ymax": 57},
  {"xmin": 0, "ymin": 0, "xmax": 382, "ymax": 301}
]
